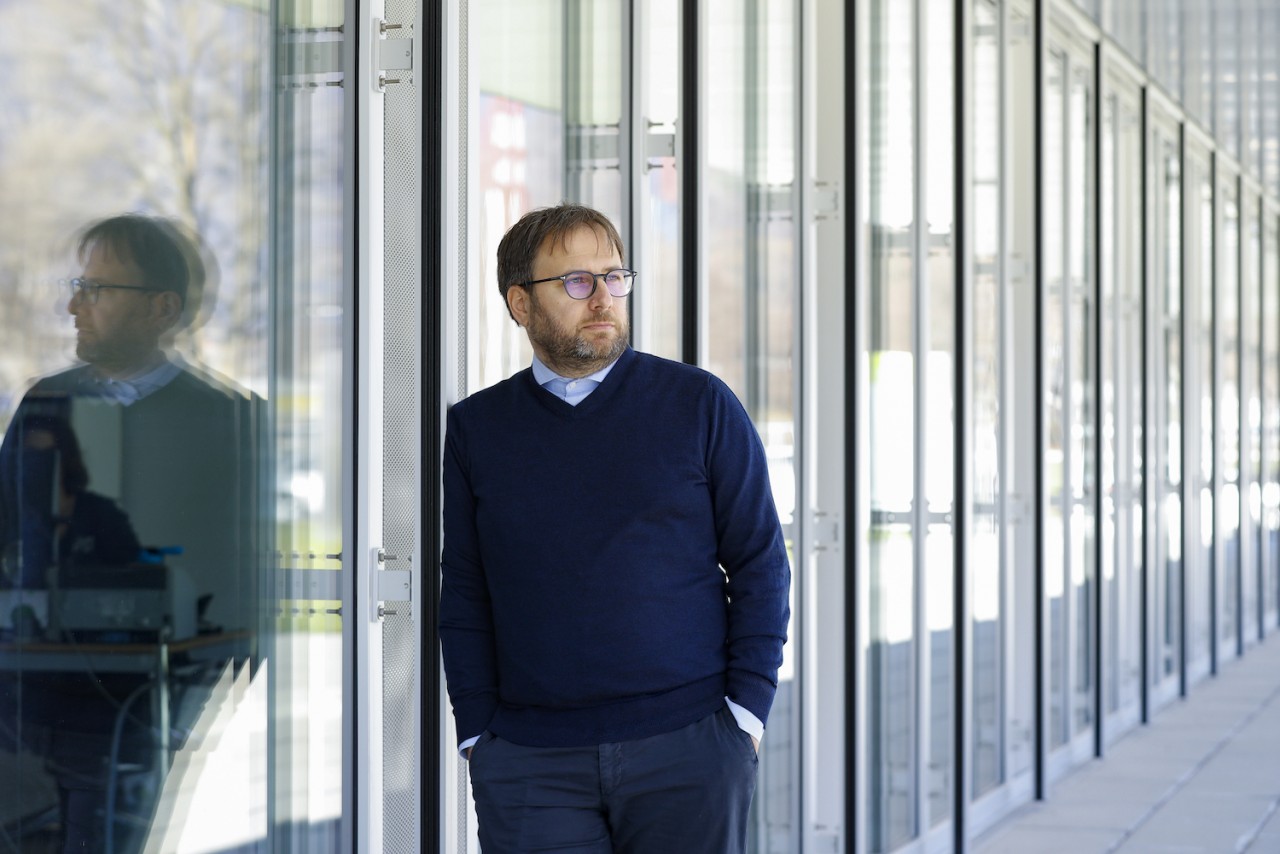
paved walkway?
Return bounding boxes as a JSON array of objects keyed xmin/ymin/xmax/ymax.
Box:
[{"xmin": 976, "ymin": 633, "xmax": 1280, "ymax": 853}]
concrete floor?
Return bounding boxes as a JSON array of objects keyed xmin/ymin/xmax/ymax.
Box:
[{"xmin": 975, "ymin": 632, "xmax": 1280, "ymax": 854}]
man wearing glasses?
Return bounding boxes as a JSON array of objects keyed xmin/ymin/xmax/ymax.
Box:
[
  {"xmin": 0, "ymin": 214, "xmax": 255, "ymax": 852},
  {"xmin": 441, "ymin": 204, "xmax": 790, "ymax": 853}
]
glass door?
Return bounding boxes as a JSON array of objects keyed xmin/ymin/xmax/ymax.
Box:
[
  {"xmin": 1182, "ymin": 134, "xmax": 1214, "ymax": 686},
  {"xmin": 1098, "ymin": 62, "xmax": 1143, "ymax": 742},
  {"xmin": 1216, "ymin": 170, "xmax": 1242, "ymax": 665},
  {"xmin": 1263, "ymin": 210, "xmax": 1280, "ymax": 635},
  {"xmin": 861, "ymin": 0, "xmax": 957, "ymax": 848},
  {"xmin": 1042, "ymin": 23, "xmax": 1097, "ymax": 776},
  {"xmin": 1147, "ymin": 107, "xmax": 1184, "ymax": 712}
]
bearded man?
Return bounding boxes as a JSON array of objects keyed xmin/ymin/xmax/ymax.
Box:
[{"xmin": 440, "ymin": 203, "xmax": 790, "ymax": 853}]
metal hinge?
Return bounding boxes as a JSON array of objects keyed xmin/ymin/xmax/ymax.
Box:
[
  {"xmin": 811, "ymin": 510, "xmax": 841, "ymax": 553},
  {"xmin": 812, "ymin": 181, "xmax": 841, "ymax": 221},
  {"xmin": 371, "ymin": 547, "xmax": 412, "ymax": 620},
  {"xmin": 376, "ymin": 18, "xmax": 413, "ymax": 90}
]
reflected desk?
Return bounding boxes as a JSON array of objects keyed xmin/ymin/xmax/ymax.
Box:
[{"xmin": 0, "ymin": 631, "xmax": 250, "ymax": 846}]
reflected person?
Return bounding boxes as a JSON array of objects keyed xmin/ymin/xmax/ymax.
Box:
[
  {"xmin": 0, "ymin": 213, "xmax": 258, "ymax": 852},
  {"xmin": 440, "ymin": 204, "xmax": 790, "ymax": 853}
]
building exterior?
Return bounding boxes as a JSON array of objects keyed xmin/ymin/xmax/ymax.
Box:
[{"xmin": 1, "ymin": 0, "xmax": 1279, "ymax": 851}]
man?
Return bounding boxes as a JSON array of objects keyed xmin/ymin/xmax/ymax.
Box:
[
  {"xmin": 0, "ymin": 213, "xmax": 257, "ymax": 852},
  {"xmin": 440, "ymin": 203, "xmax": 790, "ymax": 852}
]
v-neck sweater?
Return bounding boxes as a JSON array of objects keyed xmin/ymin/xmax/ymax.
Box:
[{"xmin": 440, "ymin": 347, "xmax": 790, "ymax": 748}]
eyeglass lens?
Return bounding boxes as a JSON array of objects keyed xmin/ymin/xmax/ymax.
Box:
[
  {"xmin": 68, "ymin": 278, "xmax": 98, "ymax": 302},
  {"xmin": 563, "ymin": 270, "xmax": 633, "ymax": 299}
]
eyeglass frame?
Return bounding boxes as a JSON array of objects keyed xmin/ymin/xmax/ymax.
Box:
[
  {"xmin": 514, "ymin": 268, "xmax": 637, "ymax": 300},
  {"xmin": 64, "ymin": 277, "xmax": 166, "ymax": 305}
]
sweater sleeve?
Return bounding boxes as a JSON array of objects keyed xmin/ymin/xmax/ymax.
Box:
[
  {"xmin": 705, "ymin": 378, "xmax": 791, "ymax": 727},
  {"xmin": 439, "ymin": 404, "xmax": 500, "ymax": 743}
]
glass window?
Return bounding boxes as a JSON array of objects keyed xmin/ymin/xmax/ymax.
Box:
[
  {"xmin": 866, "ymin": 0, "xmax": 919, "ymax": 845},
  {"xmin": 970, "ymin": 0, "xmax": 1003, "ymax": 801},
  {"xmin": 1218, "ymin": 175, "xmax": 1241, "ymax": 661},
  {"xmin": 1242, "ymin": 192, "xmax": 1262, "ymax": 645},
  {"xmin": 0, "ymin": 1, "xmax": 346, "ymax": 849},
  {"xmin": 1183, "ymin": 141, "xmax": 1215, "ymax": 683},
  {"xmin": 471, "ymin": 0, "xmax": 627, "ymax": 393},
  {"xmin": 701, "ymin": 1, "xmax": 802, "ymax": 848},
  {"xmin": 1264, "ymin": 213, "xmax": 1280, "ymax": 632},
  {"xmin": 1149, "ymin": 117, "xmax": 1184, "ymax": 709},
  {"xmin": 924, "ymin": 0, "xmax": 956, "ymax": 830},
  {"xmin": 1043, "ymin": 37, "xmax": 1096, "ymax": 757},
  {"xmin": 1043, "ymin": 45, "xmax": 1070, "ymax": 750},
  {"xmin": 1099, "ymin": 79, "xmax": 1143, "ymax": 731}
]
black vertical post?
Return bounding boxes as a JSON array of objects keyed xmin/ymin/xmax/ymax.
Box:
[
  {"xmin": 681, "ymin": 0, "xmax": 700, "ymax": 366},
  {"xmin": 421, "ymin": 0, "xmax": 443, "ymax": 845},
  {"xmin": 844, "ymin": 0, "xmax": 860, "ymax": 845},
  {"xmin": 952, "ymin": 0, "xmax": 970, "ymax": 847},
  {"xmin": 1093, "ymin": 41, "xmax": 1105, "ymax": 761},
  {"xmin": 1032, "ymin": 0, "xmax": 1048, "ymax": 802}
]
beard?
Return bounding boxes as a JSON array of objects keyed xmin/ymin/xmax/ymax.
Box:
[{"xmin": 524, "ymin": 293, "xmax": 629, "ymax": 376}]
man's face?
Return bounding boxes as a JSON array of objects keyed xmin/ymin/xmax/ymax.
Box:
[
  {"xmin": 509, "ymin": 225, "xmax": 630, "ymax": 378},
  {"xmin": 68, "ymin": 244, "xmax": 173, "ymax": 377}
]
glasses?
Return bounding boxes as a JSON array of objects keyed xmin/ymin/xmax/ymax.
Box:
[
  {"xmin": 64, "ymin": 277, "xmax": 161, "ymax": 305},
  {"xmin": 516, "ymin": 268, "xmax": 636, "ymax": 300}
]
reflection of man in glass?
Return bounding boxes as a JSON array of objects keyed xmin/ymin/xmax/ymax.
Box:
[{"xmin": 0, "ymin": 214, "xmax": 256, "ymax": 853}]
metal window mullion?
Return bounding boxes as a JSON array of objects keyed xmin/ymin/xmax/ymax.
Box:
[
  {"xmin": 621, "ymin": 0, "xmax": 640, "ymax": 346},
  {"xmin": 1177, "ymin": 122, "xmax": 1190, "ymax": 699},
  {"xmin": 1209, "ymin": 151, "xmax": 1220, "ymax": 676},
  {"xmin": 911, "ymin": 0, "xmax": 930, "ymax": 839},
  {"xmin": 1032, "ymin": 0, "xmax": 1049, "ymax": 802},
  {"xmin": 744, "ymin": 0, "xmax": 762, "ymax": 419},
  {"xmin": 846, "ymin": 0, "xmax": 867, "ymax": 848},
  {"xmin": 952, "ymin": 0, "xmax": 974, "ymax": 846},
  {"xmin": 1139, "ymin": 83, "xmax": 1153, "ymax": 726},
  {"xmin": 1092, "ymin": 41, "xmax": 1105, "ymax": 760},
  {"xmin": 681, "ymin": 0, "xmax": 701, "ymax": 366}
]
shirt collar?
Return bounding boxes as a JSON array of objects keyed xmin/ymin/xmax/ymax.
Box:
[
  {"xmin": 83, "ymin": 354, "xmax": 182, "ymax": 405},
  {"xmin": 531, "ymin": 354, "xmax": 619, "ymax": 388}
]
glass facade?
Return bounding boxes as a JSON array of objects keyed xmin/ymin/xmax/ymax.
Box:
[
  {"xmin": 6, "ymin": 0, "xmax": 1280, "ymax": 852},
  {"xmin": 0, "ymin": 0, "xmax": 345, "ymax": 850}
]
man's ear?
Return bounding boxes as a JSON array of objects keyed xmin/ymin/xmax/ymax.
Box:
[
  {"xmin": 506, "ymin": 286, "xmax": 530, "ymax": 327},
  {"xmin": 152, "ymin": 291, "xmax": 184, "ymax": 329}
]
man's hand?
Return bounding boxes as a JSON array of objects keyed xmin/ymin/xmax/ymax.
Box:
[
  {"xmin": 465, "ymin": 747, "xmax": 472, "ymax": 760},
  {"xmin": 750, "ymin": 735, "xmax": 759, "ymax": 754}
]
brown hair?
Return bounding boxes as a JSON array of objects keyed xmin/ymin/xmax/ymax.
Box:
[
  {"xmin": 495, "ymin": 204, "xmax": 625, "ymax": 321},
  {"xmin": 78, "ymin": 214, "xmax": 206, "ymax": 327}
]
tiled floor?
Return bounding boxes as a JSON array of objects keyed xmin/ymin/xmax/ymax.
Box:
[{"xmin": 976, "ymin": 635, "xmax": 1280, "ymax": 853}]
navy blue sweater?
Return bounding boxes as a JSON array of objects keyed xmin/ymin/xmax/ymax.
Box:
[{"xmin": 440, "ymin": 347, "xmax": 790, "ymax": 748}]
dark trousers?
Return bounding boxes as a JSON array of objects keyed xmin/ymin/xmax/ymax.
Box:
[{"xmin": 469, "ymin": 705, "xmax": 758, "ymax": 853}]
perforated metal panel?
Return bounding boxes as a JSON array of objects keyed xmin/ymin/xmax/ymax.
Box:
[{"xmin": 382, "ymin": 0, "xmax": 421, "ymax": 848}]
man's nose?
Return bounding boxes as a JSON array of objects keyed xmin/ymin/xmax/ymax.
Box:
[{"xmin": 587, "ymin": 277, "xmax": 614, "ymax": 310}]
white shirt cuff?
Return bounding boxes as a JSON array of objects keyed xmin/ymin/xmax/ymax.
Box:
[
  {"xmin": 459, "ymin": 734, "xmax": 480, "ymax": 758},
  {"xmin": 725, "ymin": 697, "xmax": 764, "ymax": 742}
]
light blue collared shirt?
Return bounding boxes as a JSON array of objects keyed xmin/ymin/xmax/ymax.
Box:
[
  {"xmin": 530, "ymin": 355, "xmax": 617, "ymax": 406},
  {"xmin": 459, "ymin": 354, "xmax": 764, "ymax": 756},
  {"xmin": 81, "ymin": 354, "xmax": 181, "ymax": 405}
]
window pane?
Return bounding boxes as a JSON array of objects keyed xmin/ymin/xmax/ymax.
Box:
[
  {"xmin": 867, "ymin": 0, "xmax": 918, "ymax": 846},
  {"xmin": 1219, "ymin": 178, "xmax": 1241, "ymax": 659},
  {"xmin": 702, "ymin": 1, "xmax": 801, "ymax": 848},
  {"xmin": 0, "ymin": 0, "xmax": 347, "ymax": 848}
]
